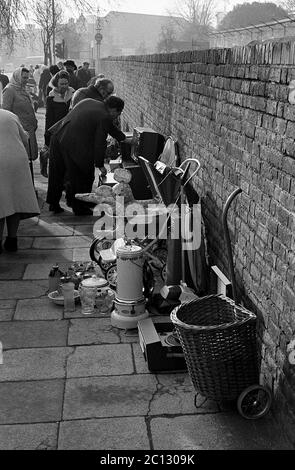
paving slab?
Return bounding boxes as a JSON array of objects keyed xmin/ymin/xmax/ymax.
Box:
[
  {"xmin": 119, "ymin": 328, "xmax": 139, "ymax": 344},
  {"xmin": 73, "ymin": 225, "xmax": 94, "ymax": 236},
  {"xmin": 150, "ymin": 373, "xmax": 219, "ymax": 415},
  {"xmin": 0, "ymin": 422, "xmax": 58, "ymax": 450},
  {"xmin": 0, "ymin": 309, "xmax": 14, "ymax": 321},
  {"xmin": 18, "ymin": 222, "xmax": 73, "ymax": 237},
  {"xmin": 63, "ymin": 305, "xmax": 110, "ymax": 319},
  {"xmin": 33, "ymin": 236, "xmax": 92, "ymax": 249},
  {"xmin": 66, "ymin": 344, "xmax": 134, "ymax": 378},
  {"xmin": 0, "ymin": 263, "xmax": 26, "ymax": 280},
  {"xmin": 0, "ymin": 347, "xmax": 73, "ymax": 382},
  {"xmin": 0, "ymin": 300, "xmax": 16, "ymax": 321},
  {"xmin": 0, "ymin": 379, "xmax": 64, "ymax": 424},
  {"xmin": 41, "ymin": 215, "xmax": 96, "ymax": 225},
  {"xmin": 132, "ymin": 343, "xmax": 152, "ymax": 374},
  {"xmin": 0, "ymin": 280, "xmax": 48, "ymax": 300},
  {"xmin": 68, "ymin": 318, "xmax": 121, "ymax": 345},
  {"xmin": 0, "ymin": 300, "xmax": 16, "ymax": 309},
  {"xmin": 0, "ymin": 249, "xmax": 74, "ymax": 264},
  {"xmin": 68, "ymin": 318, "xmax": 138, "ymax": 345},
  {"xmin": 73, "ymin": 248, "xmax": 92, "ymax": 262},
  {"xmin": 0, "ymin": 320, "xmax": 69, "ymax": 349},
  {"xmin": 150, "ymin": 413, "xmax": 292, "ymax": 450},
  {"xmin": 23, "ymin": 263, "xmax": 69, "ymax": 280},
  {"xmin": 17, "ymin": 237, "xmax": 34, "ymax": 249},
  {"xmin": 15, "ymin": 297, "xmax": 63, "ymax": 320},
  {"xmin": 63, "ymin": 375, "xmax": 158, "ymax": 420},
  {"xmin": 58, "ymin": 417, "xmax": 149, "ymax": 450},
  {"xmin": 18, "ymin": 216, "xmax": 40, "ymax": 227}
]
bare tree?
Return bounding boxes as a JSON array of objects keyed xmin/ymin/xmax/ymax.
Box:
[
  {"xmin": 0, "ymin": 0, "xmax": 93, "ymax": 49},
  {"xmin": 166, "ymin": 0, "xmax": 215, "ymax": 44},
  {"xmin": 34, "ymin": 0, "xmax": 63, "ymax": 64},
  {"xmin": 170, "ymin": 0, "xmax": 216, "ymax": 27},
  {"xmin": 0, "ymin": 0, "xmax": 29, "ymax": 49},
  {"xmin": 157, "ymin": 24, "xmax": 177, "ymax": 53},
  {"xmin": 280, "ymin": 0, "xmax": 295, "ymax": 12}
]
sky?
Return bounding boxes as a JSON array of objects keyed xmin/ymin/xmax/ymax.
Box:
[{"xmin": 98, "ymin": 0, "xmax": 277, "ymax": 17}]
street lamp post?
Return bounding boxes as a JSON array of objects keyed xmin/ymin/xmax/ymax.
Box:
[{"xmin": 95, "ymin": 10, "xmax": 103, "ymax": 74}]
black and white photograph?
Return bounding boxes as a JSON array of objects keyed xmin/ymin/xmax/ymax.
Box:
[{"xmin": 0, "ymin": 0, "xmax": 294, "ymax": 454}]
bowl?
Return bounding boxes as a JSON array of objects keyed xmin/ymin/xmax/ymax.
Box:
[{"xmin": 48, "ymin": 290, "xmax": 80, "ymax": 305}]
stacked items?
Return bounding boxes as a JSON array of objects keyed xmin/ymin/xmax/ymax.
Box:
[
  {"xmin": 47, "ymin": 262, "xmax": 115, "ymax": 315},
  {"xmin": 75, "ymin": 168, "xmax": 135, "ymax": 216}
]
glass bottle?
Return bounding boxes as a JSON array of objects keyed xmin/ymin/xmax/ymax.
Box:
[
  {"xmin": 67, "ymin": 265, "xmax": 80, "ymax": 289},
  {"xmin": 48, "ymin": 264, "xmax": 64, "ymax": 293},
  {"xmin": 61, "ymin": 276, "xmax": 75, "ymax": 313}
]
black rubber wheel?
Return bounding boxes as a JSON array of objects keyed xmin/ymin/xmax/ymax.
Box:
[
  {"xmin": 89, "ymin": 237, "xmax": 113, "ymax": 264},
  {"xmin": 152, "ymin": 247, "xmax": 168, "ymax": 263},
  {"xmin": 160, "ymin": 264, "xmax": 167, "ymax": 282},
  {"xmin": 143, "ymin": 261, "xmax": 154, "ymax": 298},
  {"xmin": 97, "ymin": 256, "xmax": 115, "ymax": 273},
  {"xmin": 105, "ymin": 264, "xmax": 117, "ymax": 289},
  {"xmin": 237, "ymin": 385, "xmax": 272, "ymax": 420}
]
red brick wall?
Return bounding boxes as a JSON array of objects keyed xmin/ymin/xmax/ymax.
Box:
[{"xmin": 102, "ymin": 44, "xmax": 295, "ymax": 446}]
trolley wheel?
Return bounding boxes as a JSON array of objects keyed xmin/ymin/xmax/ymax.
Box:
[
  {"xmin": 237, "ymin": 385, "xmax": 272, "ymax": 420},
  {"xmin": 105, "ymin": 264, "xmax": 117, "ymax": 289},
  {"xmin": 89, "ymin": 237, "xmax": 113, "ymax": 264},
  {"xmin": 97, "ymin": 256, "xmax": 114, "ymax": 273},
  {"xmin": 160, "ymin": 264, "xmax": 167, "ymax": 282},
  {"xmin": 143, "ymin": 261, "xmax": 154, "ymax": 298},
  {"xmin": 152, "ymin": 247, "xmax": 168, "ymax": 263}
]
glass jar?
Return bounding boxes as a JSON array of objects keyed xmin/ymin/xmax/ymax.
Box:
[
  {"xmin": 79, "ymin": 276, "xmax": 107, "ymax": 315},
  {"xmin": 96, "ymin": 288, "xmax": 115, "ymax": 314}
]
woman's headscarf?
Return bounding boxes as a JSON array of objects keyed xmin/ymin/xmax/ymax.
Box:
[{"xmin": 9, "ymin": 67, "xmax": 26, "ymax": 89}]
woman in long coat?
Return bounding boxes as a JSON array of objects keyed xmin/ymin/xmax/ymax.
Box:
[
  {"xmin": 0, "ymin": 109, "xmax": 40, "ymax": 253},
  {"xmin": 2, "ymin": 67, "xmax": 38, "ymax": 160},
  {"xmin": 40, "ymin": 70, "xmax": 74, "ymax": 181}
]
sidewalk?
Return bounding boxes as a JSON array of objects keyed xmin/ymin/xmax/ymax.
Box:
[{"xmin": 0, "ymin": 109, "xmax": 292, "ymax": 450}]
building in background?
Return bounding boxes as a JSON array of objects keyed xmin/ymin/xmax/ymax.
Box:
[
  {"xmin": 85, "ymin": 11, "xmax": 189, "ymax": 61},
  {"xmin": 1, "ymin": 10, "xmax": 211, "ymax": 71}
]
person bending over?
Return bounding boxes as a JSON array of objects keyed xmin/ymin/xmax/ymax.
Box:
[{"xmin": 46, "ymin": 96, "xmax": 127, "ymax": 215}]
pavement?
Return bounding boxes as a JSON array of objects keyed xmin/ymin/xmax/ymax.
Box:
[{"xmin": 0, "ymin": 109, "xmax": 292, "ymax": 450}]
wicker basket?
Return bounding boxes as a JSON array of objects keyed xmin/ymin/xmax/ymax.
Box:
[{"xmin": 170, "ymin": 295, "xmax": 259, "ymax": 402}]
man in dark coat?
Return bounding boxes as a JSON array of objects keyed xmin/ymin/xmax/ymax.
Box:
[
  {"xmin": 71, "ymin": 78, "xmax": 114, "ymax": 108},
  {"xmin": 63, "ymin": 60, "xmax": 80, "ymax": 90},
  {"xmin": 76, "ymin": 61, "xmax": 91, "ymax": 87},
  {"xmin": 46, "ymin": 96, "xmax": 126, "ymax": 215}
]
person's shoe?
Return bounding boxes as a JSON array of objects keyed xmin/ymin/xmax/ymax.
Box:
[
  {"xmin": 49, "ymin": 204, "xmax": 64, "ymax": 214},
  {"xmin": 4, "ymin": 237, "xmax": 18, "ymax": 252}
]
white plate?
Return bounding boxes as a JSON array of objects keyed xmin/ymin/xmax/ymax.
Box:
[{"xmin": 48, "ymin": 290, "xmax": 80, "ymax": 305}]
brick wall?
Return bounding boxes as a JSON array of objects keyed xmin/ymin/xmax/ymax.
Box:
[{"xmin": 102, "ymin": 43, "xmax": 295, "ymax": 445}]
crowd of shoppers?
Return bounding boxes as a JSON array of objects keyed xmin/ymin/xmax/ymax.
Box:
[{"xmin": 0, "ymin": 59, "xmax": 127, "ymax": 227}]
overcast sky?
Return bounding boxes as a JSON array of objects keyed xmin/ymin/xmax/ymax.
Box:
[{"xmin": 100, "ymin": 0, "xmax": 279, "ymax": 17}]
